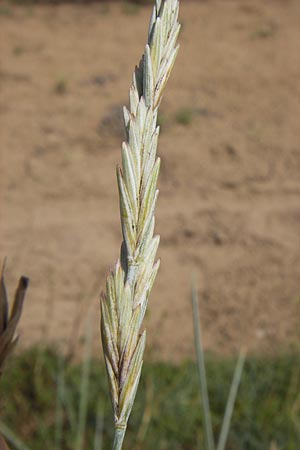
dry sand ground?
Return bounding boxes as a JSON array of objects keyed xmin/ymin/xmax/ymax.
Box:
[{"xmin": 1, "ymin": 0, "xmax": 300, "ymax": 362}]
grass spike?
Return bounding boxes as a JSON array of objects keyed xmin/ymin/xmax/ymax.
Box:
[{"xmin": 100, "ymin": 2, "xmax": 180, "ymax": 449}]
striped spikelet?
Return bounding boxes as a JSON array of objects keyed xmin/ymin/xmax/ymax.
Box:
[{"xmin": 100, "ymin": 0, "xmax": 180, "ymax": 447}]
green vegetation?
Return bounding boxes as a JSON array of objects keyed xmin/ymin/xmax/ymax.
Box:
[
  {"xmin": 175, "ymin": 107, "xmax": 195, "ymax": 126},
  {"xmin": 0, "ymin": 5, "xmax": 13, "ymax": 16},
  {"xmin": 98, "ymin": 3, "xmax": 110, "ymax": 15},
  {"xmin": 8, "ymin": 0, "xmax": 34, "ymax": 5},
  {"xmin": 0, "ymin": 348, "xmax": 299, "ymax": 450},
  {"xmin": 192, "ymin": 279, "xmax": 246, "ymax": 450},
  {"xmin": 54, "ymin": 78, "xmax": 67, "ymax": 95},
  {"xmin": 12, "ymin": 46, "xmax": 24, "ymax": 56},
  {"xmin": 251, "ymin": 21, "xmax": 278, "ymax": 40},
  {"xmin": 121, "ymin": 2, "xmax": 140, "ymax": 15}
]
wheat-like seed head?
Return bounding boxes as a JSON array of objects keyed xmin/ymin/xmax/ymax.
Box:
[{"xmin": 100, "ymin": 0, "xmax": 180, "ymax": 444}]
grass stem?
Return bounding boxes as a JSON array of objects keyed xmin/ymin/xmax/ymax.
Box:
[
  {"xmin": 54, "ymin": 355, "xmax": 65, "ymax": 450},
  {"xmin": 0, "ymin": 422, "xmax": 31, "ymax": 450},
  {"xmin": 192, "ymin": 275, "xmax": 215, "ymax": 450},
  {"xmin": 75, "ymin": 310, "xmax": 94, "ymax": 450},
  {"xmin": 112, "ymin": 427, "xmax": 126, "ymax": 450},
  {"xmin": 217, "ymin": 350, "xmax": 246, "ymax": 450}
]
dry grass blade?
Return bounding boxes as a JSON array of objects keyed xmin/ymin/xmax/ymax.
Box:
[
  {"xmin": 0, "ymin": 262, "xmax": 9, "ymax": 335},
  {"xmin": 0, "ymin": 262, "xmax": 29, "ymax": 375},
  {"xmin": 100, "ymin": 1, "xmax": 180, "ymax": 449},
  {"xmin": 0, "ymin": 263, "xmax": 29, "ymax": 450}
]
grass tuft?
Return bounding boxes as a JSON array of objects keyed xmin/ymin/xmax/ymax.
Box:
[{"xmin": 0, "ymin": 347, "xmax": 299, "ymax": 450}]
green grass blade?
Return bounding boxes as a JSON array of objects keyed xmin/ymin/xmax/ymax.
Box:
[
  {"xmin": 0, "ymin": 422, "xmax": 31, "ymax": 450},
  {"xmin": 75, "ymin": 309, "xmax": 94, "ymax": 450},
  {"xmin": 54, "ymin": 355, "xmax": 65, "ymax": 450},
  {"xmin": 54, "ymin": 356, "xmax": 78, "ymax": 439},
  {"xmin": 62, "ymin": 385, "xmax": 77, "ymax": 436},
  {"xmin": 93, "ymin": 399, "xmax": 104, "ymax": 450},
  {"xmin": 217, "ymin": 349, "xmax": 246, "ymax": 450},
  {"xmin": 191, "ymin": 276, "xmax": 215, "ymax": 450}
]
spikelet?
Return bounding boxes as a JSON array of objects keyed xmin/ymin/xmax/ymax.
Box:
[{"xmin": 100, "ymin": 1, "xmax": 180, "ymax": 448}]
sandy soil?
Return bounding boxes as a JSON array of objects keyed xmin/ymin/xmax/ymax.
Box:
[{"xmin": 1, "ymin": 0, "xmax": 300, "ymax": 362}]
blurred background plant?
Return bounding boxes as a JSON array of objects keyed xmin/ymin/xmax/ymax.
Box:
[
  {"xmin": 0, "ymin": 262, "xmax": 29, "ymax": 449},
  {"xmin": 191, "ymin": 277, "xmax": 246, "ymax": 450},
  {"xmin": 0, "ymin": 269, "xmax": 298, "ymax": 450},
  {"xmin": 0, "ymin": 347, "xmax": 299, "ymax": 450}
]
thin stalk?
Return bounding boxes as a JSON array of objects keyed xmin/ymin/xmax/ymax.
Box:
[
  {"xmin": 54, "ymin": 355, "xmax": 65, "ymax": 450},
  {"xmin": 191, "ymin": 276, "xmax": 215, "ymax": 450},
  {"xmin": 112, "ymin": 427, "xmax": 126, "ymax": 450},
  {"xmin": 134, "ymin": 376, "xmax": 154, "ymax": 448},
  {"xmin": 75, "ymin": 310, "xmax": 94, "ymax": 450},
  {"xmin": 62, "ymin": 386, "xmax": 77, "ymax": 436},
  {"xmin": 0, "ymin": 422, "xmax": 31, "ymax": 450},
  {"xmin": 93, "ymin": 399, "xmax": 104, "ymax": 450},
  {"xmin": 217, "ymin": 349, "xmax": 246, "ymax": 450}
]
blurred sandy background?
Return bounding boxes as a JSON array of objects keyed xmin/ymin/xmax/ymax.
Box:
[{"xmin": 1, "ymin": 0, "xmax": 300, "ymax": 362}]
